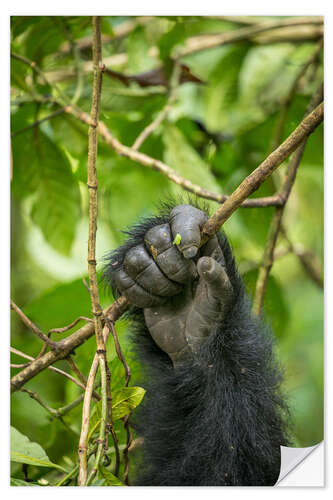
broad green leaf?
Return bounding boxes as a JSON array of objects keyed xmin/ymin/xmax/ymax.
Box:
[
  {"xmin": 98, "ymin": 466, "xmax": 124, "ymax": 486},
  {"xmin": 12, "ymin": 129, "xmax": 81, "ymax": 255},
  {"xmin": 10, "ymin": 426, "xmax": 66, "ymax": 471}
]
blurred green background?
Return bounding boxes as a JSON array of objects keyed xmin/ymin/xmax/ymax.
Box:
[{"xmin": 10, "ymin": 16, "xmax": 323, "ymax": 483}]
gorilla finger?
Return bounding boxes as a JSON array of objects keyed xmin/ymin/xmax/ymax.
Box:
[
  {"xmin": 170, "ymin": 205, "xmax": 208, "ymax": 259},
  {"xmin": 197, "ymin": 257, "xmax": 233, "ymax": 301},
  {"xmin": 124, "ymin": 244, "xmax": 182, "ymax": 296},
  {"xmin": 200, "ymin": 236, "xmax": 226, "ymax": 266},
  {"xmin": 144, "ymin": 224, "xmax": 195, "ymax": 283},
  {"xmin": 113, "ymin": 268, "xmax": 165, "ymax": 308}
]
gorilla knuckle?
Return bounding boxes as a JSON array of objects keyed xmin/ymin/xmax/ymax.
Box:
[
  {"xmin": 144, "ymin": 224, "xmax": 172, "ymax": 255},
  {"xmin": 124, "ymin": 244, "xmax": 150, "ymax": 277}
]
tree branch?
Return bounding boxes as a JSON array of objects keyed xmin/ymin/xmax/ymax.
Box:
[
  {"xmin": 10, "ymin": 347, "xmax": 93, "ymax": 394},
  {"xmin": 252, "ymin": 85, "xmax": 323, "ymax": 315},
  {"xmin": 201, "ymin": 102, "xmax": 323, "ymax": 241},
  {"xmin": 176, "ymin": 17, "xmax": 323, "ymax": 57},
  {"xmin": 78, "ymin": 16, "xmax": 107, "ymax": 487}
]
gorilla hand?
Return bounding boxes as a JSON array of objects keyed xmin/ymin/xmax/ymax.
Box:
[{"xmin": 111, "ymin": 205, "xmax": 234, "ymax": 366}]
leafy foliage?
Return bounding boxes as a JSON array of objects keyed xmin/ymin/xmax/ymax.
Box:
[
  {"xmin": 10, "ymin": 15, "xmax": 323, "ymax": 485},
  {"xmin": 11, "ymin": 426, "xmax": 66, "ymax": 471}
]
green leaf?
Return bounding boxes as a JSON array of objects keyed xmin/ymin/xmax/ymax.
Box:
[
  {"xmin": 98, "ymin": 466, "xmax": 124, "ymax": 486},
  {"xmin": 88, "ymin": 402, "xmax": 103, "ymax": 439},
  {"xmin": 101, "ymin": 18, "xmax": 114, "ymax": 36},
  {"xmin": 89, "ymin": 387, "xmax": 146, "ymax": 438},
  {"xmin": 112, "ymin": 386, "xmax": 146, "ymax": 421},
  {"xmin": 24, "ymin": 17, "xmax": 64, "ymax": 63},
  {"xmin": 10, "ymin": 427, "xmax": 66, "ymax": 472},
  {"xmin": 173, "ymin": 233, "xmax": 182, "ymax": 245},
  {"xmin": 203, "ymin": 44, "xmax": 250, "ymax": 133},
  {"xmin": 158, "ymin": 21, "xmax": 186, "ymax": 62},
  {"xmin": 163, "ymin": 123, "xmax": 222, "ymax": 207},
  {"xmin": 10, "ymin": 57, "xmax": 29, "ymax": 92},
  {"xmin": 127, "ymin": 25, "xmax": 155, "ymax": 73},
  {"xmin": 11, "ymin": 16, "xmax": 40, "ymax": 39},
  {"xmin": 12, "ymin": 129, "xmax": 81, "ymax": 255}
]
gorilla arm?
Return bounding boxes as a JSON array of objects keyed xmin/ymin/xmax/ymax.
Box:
[{"xmin": 104, "ymin": 203, "xmax": 289, "ymax": 486}]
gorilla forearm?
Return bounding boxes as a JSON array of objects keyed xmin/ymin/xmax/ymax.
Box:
[{"xmin": 104, "ymin": 202, "xmax": 289, "ymax": 486}]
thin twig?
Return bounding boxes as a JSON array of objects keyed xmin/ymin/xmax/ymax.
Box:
[
  {"xmin": 66, "ymin": 357, "xmax": 88, "ymax": 386},
  {"xmin": 56, "ymin": 394, "xmax": 85, "ymax": 417},
  {"xmin": 48, "ymin": 316, "xmax": 93, "ymax": 334},
  {"xmin": 78, "ymin": 16, "xmax": 108, "ymax": 487},
  {"xmin": 108, "ymin": 320, "xmax": 131, "ymax": 386},
  {"xmin": 11, "ymin": 300, "xmax": 58, "ymax": 349},
  {"xmin": 252, "ymin": 85, "xmax": 324, "ymax": 315}
]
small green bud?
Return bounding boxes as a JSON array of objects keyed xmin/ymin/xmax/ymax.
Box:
[{"xmin": 173, "ymin": 233, "xmax": 182, "ymax": 245}]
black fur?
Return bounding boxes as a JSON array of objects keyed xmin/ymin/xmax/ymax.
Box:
[{"xmin": 103, "ymin": 201, "xmax": 290, "ymax": 486}]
